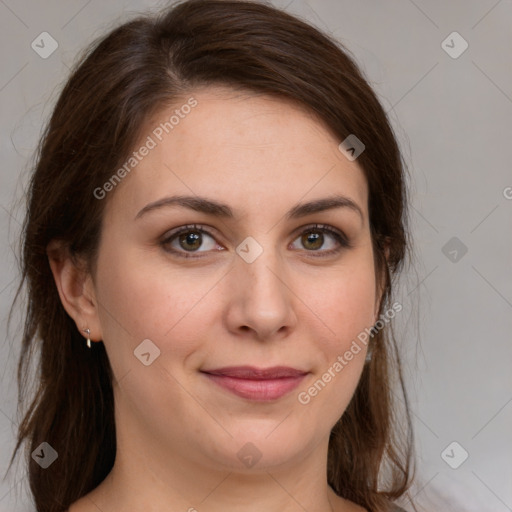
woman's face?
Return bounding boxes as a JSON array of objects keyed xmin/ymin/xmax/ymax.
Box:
[{"xmin": 89, "ymin": 86, "xmax": 382, "ymax": 474}]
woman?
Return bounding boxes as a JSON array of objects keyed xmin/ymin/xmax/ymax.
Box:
[{"xmin": 9, "ymin": 1, "xmax": 416, "ymax": 511}]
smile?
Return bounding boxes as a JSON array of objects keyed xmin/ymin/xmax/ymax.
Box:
[{"xmin": 200, "ymin": 366, "xmax": 309, "ymax": 401}]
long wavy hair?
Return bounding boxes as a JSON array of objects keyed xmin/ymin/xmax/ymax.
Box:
[{"xmin": 7, "ymin": 1, "xmax": 417, "ymax": 511}]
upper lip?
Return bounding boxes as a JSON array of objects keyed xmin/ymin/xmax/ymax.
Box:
[{"xmin": 201, "ymin": 366, "xmax": 308, "ymax": 379}]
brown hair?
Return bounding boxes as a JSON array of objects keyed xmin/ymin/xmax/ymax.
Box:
[{"xmin": 8, "ymin": 1, "xmax": 417, "ymax": 511}]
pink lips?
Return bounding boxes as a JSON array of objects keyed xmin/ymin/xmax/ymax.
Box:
[{"xmin": 201, "ymin": 366, "xmax": 308, "ymax": 401}]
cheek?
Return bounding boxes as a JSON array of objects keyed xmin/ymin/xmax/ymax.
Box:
[
  {"xmin": 306, "ymin": 259, "xmax": 377, "ymax": 344},
  {"xmin": 295, "ymin": 265, "xmax": 376, "ymax": 423},
  {"xmin": 94, "ymin": 242, "xmax": 219, "ymax": 370}
]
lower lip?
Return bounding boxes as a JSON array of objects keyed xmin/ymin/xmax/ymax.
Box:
[{"xmin": 202, "ymin": 373, "xmax": 307, "ymax": 401}]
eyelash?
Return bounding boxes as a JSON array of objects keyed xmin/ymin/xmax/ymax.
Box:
[{"xmin": 160, "ymin": 223, "xmax": 352, "ymax": 259}]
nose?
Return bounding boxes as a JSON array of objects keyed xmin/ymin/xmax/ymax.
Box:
[{"xmin": 223, "ymin": 243, "xmax": 297, "ymax": 341}]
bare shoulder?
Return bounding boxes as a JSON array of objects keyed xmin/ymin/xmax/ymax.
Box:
[
  {"xmin": 67, "ymin": 494, "xmax": 98, "ymax": 512},
  {"xmin": 342, "ymin": 501, "xmax": 407, "ymax": 512},
  {"xmin": 329, "ymin": 491, "xmax": 408, "ymax": 512},
  {"xmin": 344, "ymin": 502, "xmax": 368, "ymax": 512},
  {"xmin": 66, "ymin": 498, "xmax": 84, "ymax": 512},
  {"xmin": 329, "ymin": 492, "xmax": 368, "ymax": 512}
]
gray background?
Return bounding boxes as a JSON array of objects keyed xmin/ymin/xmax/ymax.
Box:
[{"xmin": 1, "ymin": 0, "xmax": 511, "ymax": 511}]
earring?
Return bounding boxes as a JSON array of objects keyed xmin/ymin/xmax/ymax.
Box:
[
  {"xmin": 365, "ymin": 321, "xmax": 381, "ymax": 363},
  {"xmin": 365, "ymin": 334, "xmax": 375, "ymax": 363},
  {"xmin": 83, "ymin": 328, "xmax": 91, "ymax": 348}
]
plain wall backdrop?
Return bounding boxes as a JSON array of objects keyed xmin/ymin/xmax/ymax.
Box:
[{"xmin": 1, "ymin": 0, "xmax": 511, "ymax": 511}]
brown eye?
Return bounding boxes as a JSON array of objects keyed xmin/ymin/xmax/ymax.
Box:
[
  {"xmin": 177, "ymin": 230, "xmax": 202, "ymax": 251},
  {"xmin": 161, "ymin": 224, "xmax": 220, "ymax": 258},
  {"xmin": 161, "ymin": 223, "xmax": 351, "ymax": 260},
  {"xmin": 290, "ymin": 224, "xmax": 351, "ymax": 257},
  {"xmin": 301, "ymin": 230, "xmax": 324, "ymax": 251}
]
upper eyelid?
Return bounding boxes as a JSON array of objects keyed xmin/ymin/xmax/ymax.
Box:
[
  {"xmin": 162, "ymin": 222, "xmax": 345, "ymax": 235},
  {"xmin": 161, "ymin": 223, "xmax": 348, "ymax": 246}
]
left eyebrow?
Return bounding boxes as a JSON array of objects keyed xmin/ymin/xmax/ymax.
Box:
[
  {"xmin": 134, "ymin": 194, "xmax": 364, "ymax": 223},
  {"xmin": 285, "ymin": 195, "xmax": 363, "ymax": 222}
]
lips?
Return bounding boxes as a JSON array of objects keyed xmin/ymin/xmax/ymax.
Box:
[
  {"xmin": 201, "ymin": 365, "xmax": 307, "ymax": 379},
  {"xmin": 200, "ymin": 366, "xmax": 308, "ymax": 401}
]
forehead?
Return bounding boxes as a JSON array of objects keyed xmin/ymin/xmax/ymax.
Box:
[{"xmin": 104, "ymin": 86, "xmax": 369, "ymax": 223}]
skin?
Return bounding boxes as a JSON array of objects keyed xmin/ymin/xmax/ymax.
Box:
[{"xmin": 49, "ymin": 86, "xmax": 385, "ymax": 512}]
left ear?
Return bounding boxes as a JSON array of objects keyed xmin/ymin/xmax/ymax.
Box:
[{"xmin": 46, "ymin": 238, "xmax": 103, "ymax": 344}]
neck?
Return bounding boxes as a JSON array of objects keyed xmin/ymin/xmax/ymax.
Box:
[{"xmin": 87, "ymin": 430, "xmax": 342, "ymax": 512}]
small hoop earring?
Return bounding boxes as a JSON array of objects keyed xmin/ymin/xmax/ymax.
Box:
[{"xmin": 83, "ymin": 328, "xmax": 91, "ymax": 348}]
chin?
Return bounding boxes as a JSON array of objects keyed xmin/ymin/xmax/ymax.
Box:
[{"xmin": 204, "ymin": 429, "xmax": 311, "ymax": 472}]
